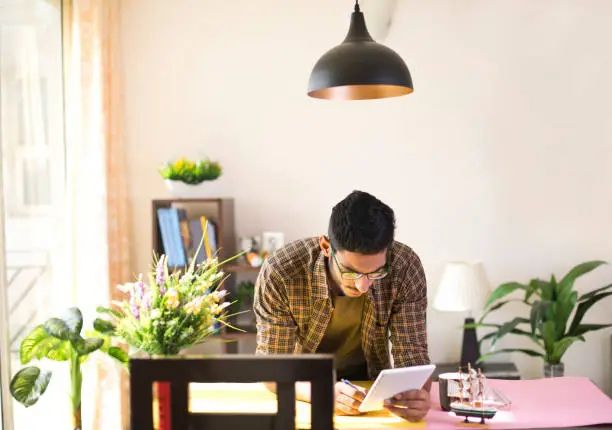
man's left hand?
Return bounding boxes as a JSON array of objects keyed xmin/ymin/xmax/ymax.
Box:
[{"xmin": 383, "ymin": 388, "xmax": 430, "ymax": 422}]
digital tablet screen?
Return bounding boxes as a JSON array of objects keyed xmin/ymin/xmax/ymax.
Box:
[{"xmin": 358, "ymin": 364, "xmax": 436, "ymax": 412}]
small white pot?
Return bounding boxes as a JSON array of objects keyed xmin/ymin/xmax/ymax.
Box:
[{"xmin": 165, "ymin": 179, "xmax": 221, "ymax": 198}]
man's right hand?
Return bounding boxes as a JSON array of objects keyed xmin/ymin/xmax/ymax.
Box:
[{"xmin": 334, "ymin": 381, "xmax": 367, "ymax": 415}]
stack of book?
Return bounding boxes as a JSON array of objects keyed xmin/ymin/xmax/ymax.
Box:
[{"xmin": 156, "ymin": 207, "xmax": 218, "ymax": 268}]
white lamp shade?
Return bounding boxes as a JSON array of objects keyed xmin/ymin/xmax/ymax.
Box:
[{"xmin": 433, "ymin": 261, "xmax": 491, "ymax": 312}]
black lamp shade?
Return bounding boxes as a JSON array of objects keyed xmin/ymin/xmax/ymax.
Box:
[{"xmin": 307, "ymin": 4, "xmax": 413, "ymax": 101}]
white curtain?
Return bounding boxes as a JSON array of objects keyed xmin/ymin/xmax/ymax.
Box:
[{"xmin": 61, "ymin": 1, "xmax": 128, "ymax": 429}]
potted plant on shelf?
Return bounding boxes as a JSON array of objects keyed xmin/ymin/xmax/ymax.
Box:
[
  {"xmin": 9, "ymin": 307, "xmax": 129, "ymax": 430},
  {"xmin": 467, "ymin": 260, "xmax": 612, "ymax": 377},
  {"xmin": 230, "ymin": 281, "xmax": 256, "ymax": 328},
  {"xmin": 158, "ymin": 157, "xmax": 222, "ymax": 197}
]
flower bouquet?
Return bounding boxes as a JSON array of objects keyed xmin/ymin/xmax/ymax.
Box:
[{"xmin": 94, "ymin": 244, "xmax": 240, "ymax": 357}]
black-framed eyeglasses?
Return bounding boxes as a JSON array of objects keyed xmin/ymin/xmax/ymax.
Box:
[{"xmin": 330, "ymin": 246, "xmax": 390, "ymax": 281}]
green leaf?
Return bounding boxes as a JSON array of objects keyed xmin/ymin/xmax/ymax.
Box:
[
  {"xmin": 559, "ymin": 261, "xmax": 607, "ymax": 294},
  {"xmin": 491, "ymin": 317, "xmax": 530, "ymax": 347},
  {"xmin": 526, "ymin": 279, "xmax": 541, "ymax": 302},
  {"xmin": 96, "ymin": 306, "xmax": 124, "ymax": 319},
  {"xmin": 555, "ymin": 290, "xmax": 577, "ymax": 339},
  {"xmin": 535, "ymin": 279, "xmax": 555, "ymax": 301},
  {"xmin": 477, "ymin": 348, "xmax": 544, "ymax": 363},
  {"xmin": 73, "ymin": 337, "xmax": 104, "ymax": 356},
  {"xmin": 484, "ymin": 282, "xmax": 527, "ymax": 309},
  {"xmin": 93, "ymin": 318, "xmax": 116, "ymax": 334},
  {"xmin": 44, "ymin": 318, "xmax": 75, "ymax": 341},
  {"xmin": 40, "ymin": 338, "xmax": 71, "ymax": 362},
  {"xmin": 478, "ymin": 326, "xmax": 540, "ymax": 347},
  {"xmin": 569, "ymin": 323, "xmax": 612, "ymax": 337},
  {"xmin": 539, "ymin": 320, "xmax": 557, "ymax": 356},
  {"xmin": 478, "ymin": 300, "xmax": 512, "ymax": 323},
  {"xmin": 551, "ymin": 336, "xmax": 585, "ymax": 364},
  {"xmin": 567, "ymin": 292, "xmax": 612, "ymax": 335},
  {"xmin": 530, "ymin": 300, "xmax": 551, "ymax": 335},
  {"xmin": 20, "ymin": 326, "xmax": 49, "ymax": 365},
  {"xmin": 106, "ymin": 346, "xmax": 129, "ymax": 365},
  {"xmin": 463, "ymin": 322, "xmax": 500, "ymax": 329},
  {"xmin": 9, "ymin": 366, "xmax": 52, "ymax": 408},
  {"xmin": 62, "ymin": 307, "xmax": 84, "ymax": 336},
  {"xmin": 550, "ymin": 274, "xmax": 558, "ymax": 300},
  {"xmin": 579, "ymin": 283, "xmax": 612, "ymax": 302}
]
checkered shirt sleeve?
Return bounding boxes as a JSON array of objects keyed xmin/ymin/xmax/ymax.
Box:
[
  {"xmin": 253, "ymin": 258, "xmax": 297, "ymax": 355},
  {"xmin": 389, "ymin": 248, "xmax": 431, "ymax": 368}
]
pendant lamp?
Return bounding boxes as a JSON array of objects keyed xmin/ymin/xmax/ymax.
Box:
[{"xmin": 307, "ymin": 0, "xmax": 413, "ymax": 101}]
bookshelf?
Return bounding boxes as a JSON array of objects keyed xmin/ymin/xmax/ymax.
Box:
[
  {"xmin": 151, "ymin": 198, "xmax": 258, "ymax": 353},
  {"xmin": 152, "ymin": 198, "xmax": 236, "ymax": 264}
]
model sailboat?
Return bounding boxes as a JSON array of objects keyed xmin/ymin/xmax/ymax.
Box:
[{"xmin": 449, "ymin": 364, "xmax": 498, "ymax": 424}]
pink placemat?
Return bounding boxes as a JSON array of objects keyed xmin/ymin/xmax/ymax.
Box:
[{"xmin": 426, "ymin": 377, "xmax": 612, "ymax": 429}]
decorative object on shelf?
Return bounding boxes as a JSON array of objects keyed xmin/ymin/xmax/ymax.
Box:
[
  {"xmin": 239, "ymin": 236, "xmax": 261, "ymax": 267},
  {"xmin": 466, "ymin": 260, "xmax": 612, "ymax": 378},
  {"xmin": 9, "ymin": 307, "xmax": 128, "ymax": 430},
  {"xmin": 262, "ymin": 231, "xmax": 284, "ymax": 254},
  {"xmin": 307, "ymin": 0, "xmax": 412, "ymax": 100},
  {"xmin": 433, "ymin": 261, "xmax": 491, "ymax": 367},
  {"xmin": 159, "ymin": 157, "xmax": 222, "ymax": 197}
]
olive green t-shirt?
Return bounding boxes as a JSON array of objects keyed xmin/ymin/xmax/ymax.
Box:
[{"xmin": 316, "ymin": 294, "xmax": 367, "ymax": 380}]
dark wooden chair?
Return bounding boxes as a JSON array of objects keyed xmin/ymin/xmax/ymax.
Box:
[{"xmin": 129, "ymin": 354, "xmax": 335, "ymax": 430}]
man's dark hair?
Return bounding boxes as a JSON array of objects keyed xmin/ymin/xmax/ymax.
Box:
[{"xmin": 328, "ymin": 190, "xmax": 395, "ymax": 254}]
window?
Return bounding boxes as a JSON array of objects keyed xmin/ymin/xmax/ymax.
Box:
[{"xmin": 0, "ymin": 1, "xmax": 66, "ymax": 429}]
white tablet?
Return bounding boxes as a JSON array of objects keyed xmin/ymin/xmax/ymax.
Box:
[{"xmin": 358, "ymin": 364, "xmax": 436, "ymax": 412}]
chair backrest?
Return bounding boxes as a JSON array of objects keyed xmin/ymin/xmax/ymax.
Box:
[{"xmin": 130, "ymin": 353, "xmax": 335, "ymax": 430}]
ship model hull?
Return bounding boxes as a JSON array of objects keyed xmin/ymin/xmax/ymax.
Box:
[{"xmin": 450, "ymin": 402, "xmax": 497, "ymax": 424}]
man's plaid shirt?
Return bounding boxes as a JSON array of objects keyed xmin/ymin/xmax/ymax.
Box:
[{"xmin": 253, "ymin": 237, "xmax": 430, "ymax": 380}]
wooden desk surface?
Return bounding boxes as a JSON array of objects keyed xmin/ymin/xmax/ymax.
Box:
[
  {"xmin": 188, "ymin": 381, "xmax": 420, "ymax": 429},
  {"xmin": 187, "ymin": 380, "xmax": 612, "ymax": 430}
]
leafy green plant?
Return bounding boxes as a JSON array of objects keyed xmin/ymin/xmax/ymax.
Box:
[
  {"xmin": 158, "ymin": 157, "xmax": 222, "ymax": 184},
  {"xmin": 236, "ymin": 281, "xmax": 255, "ymax": 309},
  {"xmin": 9, "ymin": 307, "xmax": 128, "ymax": 430},
  {"xmin": 468, "ymin": 260, "xmax": 612, "ymax": 365}
]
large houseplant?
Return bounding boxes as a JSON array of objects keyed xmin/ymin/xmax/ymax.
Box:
[
  {"xmin": 468, "ymin": 260, "xmax": 612, "ymax": 377},
  {"xmin": 9, "ymin": 307, "xmax": 128, "ymax": 430}
]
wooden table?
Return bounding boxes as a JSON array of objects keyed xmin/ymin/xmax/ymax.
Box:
[
  {"xmin": 188, "ymin": 381, "xmax": 418, "ymax": 429},
  {"xmin": 186, "ymin": 379, "xmax": 612, "ymax": 430}
]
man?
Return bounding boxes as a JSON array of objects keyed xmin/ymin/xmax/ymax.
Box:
[{"xmin": 253, "ymin": 190, "xmax": 431, "ymax": 422}]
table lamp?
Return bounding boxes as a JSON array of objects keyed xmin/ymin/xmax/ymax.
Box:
[{"xmin": 433, "ymin": 261, "xmax": 491, "ymax": 368}]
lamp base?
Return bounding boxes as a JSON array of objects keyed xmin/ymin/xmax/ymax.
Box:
[{"xmin": 460, "ymin": 317, "xmax": 481, "ymax": 368}]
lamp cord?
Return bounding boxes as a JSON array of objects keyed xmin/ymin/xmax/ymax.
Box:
[{"xmin": 354, "ymin": 0, "xmax": 360, "ymax": 12}]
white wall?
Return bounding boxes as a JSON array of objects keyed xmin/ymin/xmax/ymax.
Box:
[{"xmin": 120, "ymin": 0, "xmax": 612, "ymax": 393}]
